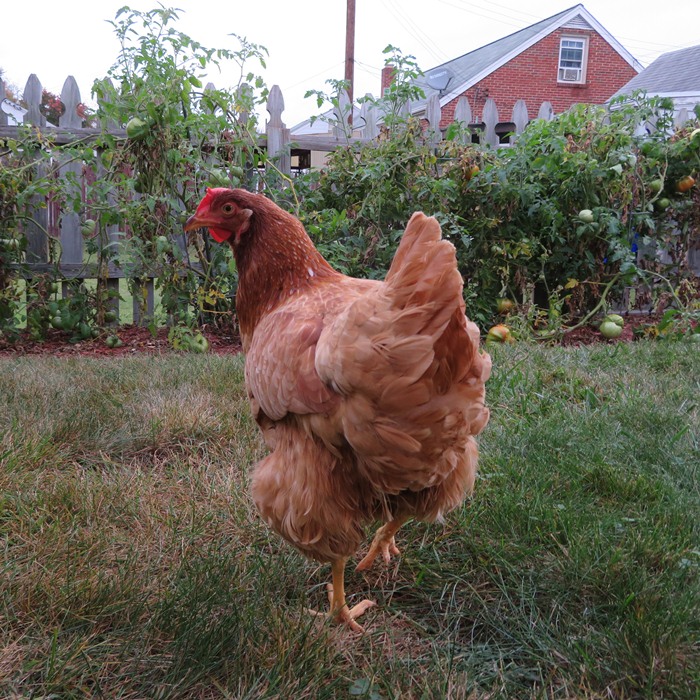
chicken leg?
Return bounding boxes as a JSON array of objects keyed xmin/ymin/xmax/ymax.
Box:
[
  {"xmin": 327, "ymin": 558, "xmax": 376, "ymax": 632},
  {"xmin": 356, "ymin": 516, "xmax": 408, "ymax": 571}
]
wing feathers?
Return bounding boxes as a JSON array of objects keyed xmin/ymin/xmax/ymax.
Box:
[
  {"xmin": 314, "ymin": 212, "xmax": 490, "ymax": 496},
  {"xmin": 247, "ymin": 211, "xmax": 489, "ymax": 513}
]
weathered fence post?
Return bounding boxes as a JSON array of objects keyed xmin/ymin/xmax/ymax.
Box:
[
  {"xmin": 22, "ymin": 75, "xmax": 49, "ymax": 265},
  {"xmin": 675, "ymin": 108, "xmax": 689, "ymax": 128},
  {"xmin": 0, "ymin": 79, "xmax": 7, "ymax": 127},
  {"xmin": 23, "ymin": 74, "xmax": 46, "ymax": 128},
  {"xmin": 510, "ymin": 99, "xmax": 529, "ymax": 143},
  {"xmin": 359, "ymin": 94, "xmax": 379, "ymax": 140},
  {"xmin": 266, "ymin": 85, "xmax": 291, "ymax": 177},
  {"xmin": 398, "ymin": 98, "xmax": 412, "ymax": 122},
  {"xmin": 537, "ymin": 101, "xmax": 554, "ymax": 121},
  {"xmin": 482, "ymin": 98, "xmax": 499, "ymax": 147},
  {"xmin": 333, "ymin": 88, "xmax": 353, "ymax": 139},
  {"xmin": 453, "ymin": 96, "xmax": 473, "ymax": 144},
  {"xmin": 425, "ymin": 93, "xmax": 442, "ymax": 147},
  {"xmin": 58, "ymin": 76, "xmax": 84, "ymax": 298}
]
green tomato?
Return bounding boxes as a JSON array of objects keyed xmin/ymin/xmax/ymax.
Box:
[
  {"xmin": 61, "ymin": 313, "xmax": 77, "ymax": 330},
  {"xmin": 604, "ymin": 314, "xmax": 624, "ymax": 328},
  {"xmin": 208, "ymin": 168, "xmax": 230, "ymax": 188},
  {"xmin": 600, "ymin": 320, "xmax": 623, "ymax": 339},
  {"xmin": 81, "ymin": 219, "xmax": 96, "ymax": 237},
  {"xmin": 104, "ymin": 310, "xmax": 118, "ymax": 324},
  {"xmin": 648, "ymin": 179, "xmax": 663, "ymax": 193},
  {"xmin": 578, "ymin": 209, "xmax": 594, "ymax": 223},
  {"xmin": 126, "ymin": 117, "xmax": 149, "ymax": 140},
  {"xmin": 190, "ymin": 334, "xmax": 209, "ymax": 353},
  {"xmin": 105, "ymin": 335, "xmax": 123, "ymax": 349}
]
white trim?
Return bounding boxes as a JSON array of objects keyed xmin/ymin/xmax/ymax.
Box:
[
  {"xmin": 557, "ymin": 35, "xmax": 589, "ymax": 85},
  {"xmin": 436, "ymin": 5, "xmax": 643, "ymax": 109}
]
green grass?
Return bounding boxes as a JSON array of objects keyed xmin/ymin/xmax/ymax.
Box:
[{"xmin": 1, "ymin": 342, "xmax": 698, "ymax": 698}]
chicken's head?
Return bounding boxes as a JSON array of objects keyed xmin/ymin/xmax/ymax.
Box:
[{"xmin": 184, "ymin": 188, "xmax": 253, "ymax": 244}]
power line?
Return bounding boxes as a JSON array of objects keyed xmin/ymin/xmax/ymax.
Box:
[
  {"xmin": 355, "ymin": 60, "xmax": 383, "ymax": 77},
  {"xmin": 432, "ymin": 0, "xmax": 529, "ymax": 30},
  {"xmin": 441, "ymin": 0, "xmax": 542, "ymax": 22},
  {"xmin": 283, "ymin": 62, "xmax": 345, "ymax": 91},
  {"xmin": 379, "ymin": 0, "xmax": 451, "ymax": 65}
]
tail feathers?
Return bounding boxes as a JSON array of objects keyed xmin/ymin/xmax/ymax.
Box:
[
  {"xmin": 385, "ymin": 213, "xmax": 463, "ymax": 339},
  {"xmin": 386, "ymin": 212, "xmax": 442, "ymax": 282}
]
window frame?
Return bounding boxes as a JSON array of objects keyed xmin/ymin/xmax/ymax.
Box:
[{"xmin": 557, "ymin": 35, "xmax": 589, "ymax": 85}]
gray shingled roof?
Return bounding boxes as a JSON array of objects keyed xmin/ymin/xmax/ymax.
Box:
[{"xmin": 611, "ymin": 44, "xmax": 700, "ymax": 98}]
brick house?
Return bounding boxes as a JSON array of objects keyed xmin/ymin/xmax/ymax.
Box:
[{"xmin": 387, "ymin": 4, "xmax": 642, "ymax": 132}]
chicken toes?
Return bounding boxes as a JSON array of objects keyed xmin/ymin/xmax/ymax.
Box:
[
  {"xmin": 356, "ymin": 518, "xmax": 407, "ymax": 571},
  {"xmin": 321, "ymin": 558, "xmax": 375, "ymax": 633},
  {"xmin": 327, "ymin": 583, "xmax": 376, "ymax": 633}
]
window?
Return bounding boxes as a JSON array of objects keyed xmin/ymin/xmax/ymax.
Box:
[{"xmin": 558, "ymin": 37, "xmax": 588, "ymax": 84}]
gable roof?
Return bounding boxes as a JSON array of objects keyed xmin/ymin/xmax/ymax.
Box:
[
  {"xmin": 413, "ymin": 4, "xmax": 642, "ymax": 113},
  {"xmin": 611, "ymin": 44, "xmax": 700, "ymax": 98}
]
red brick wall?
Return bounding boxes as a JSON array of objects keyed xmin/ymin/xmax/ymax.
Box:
[{"xmin": 439, "ymin": 29, "xmax": 638, "ymax": 127}]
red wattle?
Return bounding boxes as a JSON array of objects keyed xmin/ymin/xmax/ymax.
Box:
[{"xmin": 210, "ymin": 227, "xmax": 231, "ymax": 243}]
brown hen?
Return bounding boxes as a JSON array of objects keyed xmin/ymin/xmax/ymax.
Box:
[{"xmin": 185, "ymin": 188, "xmax": 491, "ymax": 631}]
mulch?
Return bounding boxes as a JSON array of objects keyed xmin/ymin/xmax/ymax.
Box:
[
  {"xmin": 0, "ymin": 325, "xmax": 242, "ymax": 358},
  {"xmin": 0, "ymin": 314, "xmax": 664, "ymax": 358}
]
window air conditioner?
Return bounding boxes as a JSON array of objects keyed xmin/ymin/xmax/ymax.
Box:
[{"xmin": 560, "ymin": 68, "xmax": 581, "ymax": 82}]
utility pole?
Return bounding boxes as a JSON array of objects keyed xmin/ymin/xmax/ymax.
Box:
[{"xmin": 345, "ymin": 0, "xmax": 356, "ymax": 115}]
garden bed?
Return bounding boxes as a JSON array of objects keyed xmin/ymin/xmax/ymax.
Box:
[{"xmin": 0, "ymin": 325, "xmax": 242, "ymax": 357}]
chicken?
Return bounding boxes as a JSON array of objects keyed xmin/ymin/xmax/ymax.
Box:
[{"xmin": 184, "ymin": 188, "xmax": 491, "ymax": 632}]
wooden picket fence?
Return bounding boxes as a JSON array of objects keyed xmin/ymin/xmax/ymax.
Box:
[
  {"xmin": 0, "ymin": 73, "xmax": 554, "ymax": 323},
  {"xmin": 1, "ymin": 72, "xmax": 698, "ymax": 322}
]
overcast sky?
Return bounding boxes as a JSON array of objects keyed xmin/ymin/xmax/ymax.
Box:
[{"xmin": 1, "ymin": 0, "xmax": 698, "ymax": 126}]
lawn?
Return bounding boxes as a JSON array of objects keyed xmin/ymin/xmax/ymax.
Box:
[{"xmin": 0, "ymin": 342, "xmax": 698, "ymax": 699}]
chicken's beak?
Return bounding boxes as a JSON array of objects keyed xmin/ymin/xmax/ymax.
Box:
[{"xmin": 184, "ymin": 213, "xmax": 204, "ymax": 232}]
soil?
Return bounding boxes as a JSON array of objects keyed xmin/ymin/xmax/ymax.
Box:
[
  {"xmin": 0, "ymin": 325, "xmax": 242, "ymax": 358},
  {"xmin": 560, "ymin": 316, "xmax": 647, "ymax": 346},
  {"xmin": 0, "ymin": 314, "xmax": 662, "ymax": 358}
]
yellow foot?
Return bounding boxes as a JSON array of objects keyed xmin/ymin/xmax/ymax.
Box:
[
  {"xmin": 327, "ymin": 583, "xmax": 376, "ymax": 633},
  {"xmin": 356, "ymin": 535, "xmax": 400, "ymax": 571}
]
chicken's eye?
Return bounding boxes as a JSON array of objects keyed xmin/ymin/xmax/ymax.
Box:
[{"xmin": 222, "ymin": 203, "xmax": 235, "ymax": 215}]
